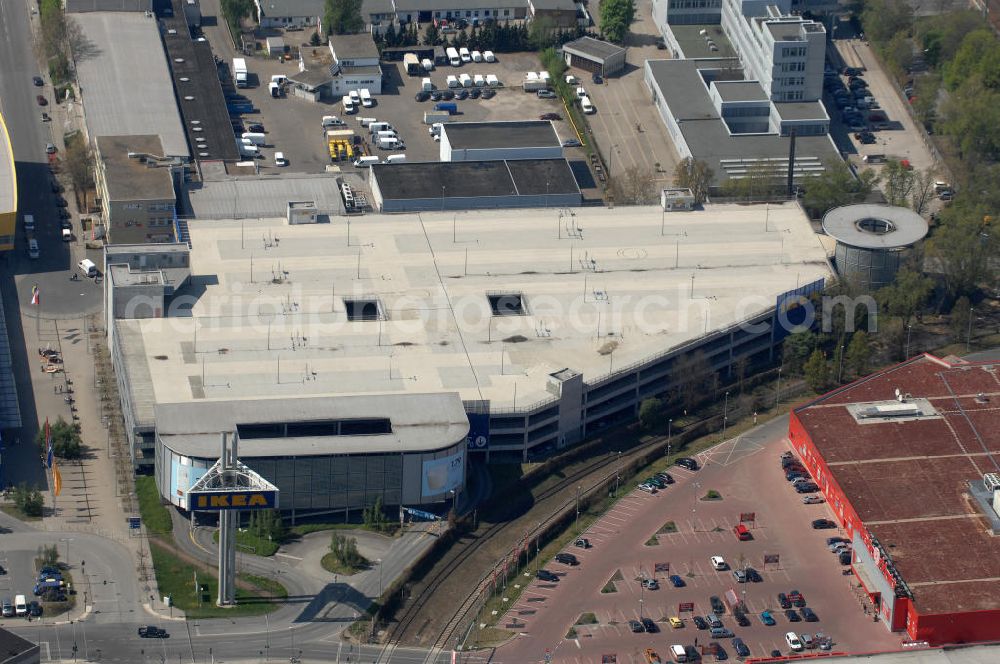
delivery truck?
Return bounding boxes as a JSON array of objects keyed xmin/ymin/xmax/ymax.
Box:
[
  {"xmin": 403, "ymin": 53, "xmax": 421, "ymax": 76},
  {"xmin": 233, "ymin": 58, "xmax": 248, "ymax": 88},
  {"xmin": 433, "ymin": 102, "xmax": 457, "ymax": 114}
]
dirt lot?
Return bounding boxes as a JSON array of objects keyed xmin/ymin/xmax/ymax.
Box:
[
  {"xmin": 492, "ymin": 416, "xmax": 904, "ymax": 663},
  {"xmin": 581, "ymin": 0, "xmax": 680, "ymax": 187}
]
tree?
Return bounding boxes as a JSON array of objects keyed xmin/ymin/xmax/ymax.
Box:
[
  {"xmin": 910, "ymin": 169, "xmax": 937, "ymax": 215},
  {"xmin": 600, "ymin": 0, "xmax": 634, "ymax": 44},
  {"xmin": 330, "ymin": 533, "xmax": 367, "ymax": 569},
  {"xmin": 860, "ymin": 0, "xmax": 913, "ymax": 46},
  {"xmin": 324, "ymin": 0, "xmax": 364, "ymax": 36},
  {"xmin": 36, "ymin": 543, "xmax": 59, "ymax": 567},
  {"xmin": 64, "ymin": 137, "xmax": 94, "ymax": 192},
  {"xmin": 845, "ymin": 331, "xmax": 872, "ymax": 377},
  {"xmin": 943, "ymin": 29, "xmax": 1000, "ymax": 91},
  {"xmin": 782, "ymin": 331, "xmax": 816, "ymax": 375},
  {"xmin": 608, "ymin": 166, "xmax": 657, "ymax": 204},
  {"xmin": 673, "ymin": 157, "xmax": 713, "ymax": 204},
  {"xmin": 638, "ymin": 397, "xmax": 665, "ymax": 431},
  {"xmin": 925, "ymin": 205, "xmax": 997, "ymax": 300},
  {"xmin": 15, "ymin": 485, "xmax": 44, "ymax": 518},
  {"xmin": 35, "ymin": 416, "xmax": 83, "ymax": 459},
  {"xmin": 939, "ymin": 76, "xmax": 1000, "ymax": 161},
  {"xmin": 803, "ymin": 159, "xmax": 877, "ymax": 216},
  {"xmin": 949, "ymin": 296, "xmax": 972, "ymax": 341},
  {"xmin": 803, "ymin": 350, "xmax": 829, "ymax": 392},
  {"xmin": 310, "ymin": 31, "xmax": 323, "ymax": 46},
  {"xmin": 423, "ymin": 23, "xmax": 441, "ymax": 46},
  {"xmin": 528, "ymin": 15, "xmax": 557, "ymax": 50},
  {"xmin": 363, "ymin": 496, "xmax": 388, "ymax": 532},
  {"xmin": 875, "ymin": 267, "xmax": 933, "ymax": 325},
  {"xmin": 720, "ymin": 162, "xmax": 783, "ymax": 202},
  {"xmin": 881, "ymin": 160, "xmax": 916, "ymax": 207},
  {"xmin": 220, "ymin": 0, "xmax": 254, "ymax": 37}
]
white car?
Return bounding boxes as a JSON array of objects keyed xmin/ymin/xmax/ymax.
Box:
[
  {"xmin": 710, "ymin": 556, "xmax": 727, "ymax": 570},
  {"xmin": 428, "ymin": 122, "xmax": 443, "ymax": 136},
  {"xmin": 576, "ymin": 86, "xmax": 587, "ymax": 98},
  {"xmin": 786, "ymin": 632, "xmax": 803, "ymax": 652},
  {"xmin": 274, "ymin": 151, "xmax": 287, "ymax": 167},
  {"xmin": 802, "ymin": 495, "xmax": 824, "ymax": 504}
]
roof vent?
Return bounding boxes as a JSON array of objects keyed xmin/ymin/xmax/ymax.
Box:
[
  {"xmin": 985, "ymin": 473, "xmax": 1000, "ymax": 493},
  {"xmin": 975, "ymin": 393, "xmax": 989, "ymax": 404}
]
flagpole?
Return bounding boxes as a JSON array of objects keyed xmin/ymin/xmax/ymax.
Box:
[{"xmin": 32, "ymin": 285, "xmax": 40, "ymax": 339}]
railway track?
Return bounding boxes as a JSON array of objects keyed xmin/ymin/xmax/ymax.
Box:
[{"xmin": 375, "ymin": 431, "xmax": 671, "ymax": 663}]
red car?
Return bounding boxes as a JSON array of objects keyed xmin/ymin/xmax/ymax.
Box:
[{"xmin": 36, "ymin": 95, "xmax": 47, "ymax": 106}]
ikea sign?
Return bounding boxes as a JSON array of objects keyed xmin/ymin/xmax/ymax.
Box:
[{"xmin": 188, "ymin": 490, "xmax": 278, "ymax": 511}]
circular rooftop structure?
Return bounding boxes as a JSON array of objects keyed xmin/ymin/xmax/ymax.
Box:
[{"xmin": 822, "ymin": 204, "xmax": 928, "ymax": 291}]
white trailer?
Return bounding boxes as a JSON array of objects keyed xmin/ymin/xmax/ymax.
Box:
[{"xmin": 233, "ymin": 58, "xmax": 248, "ymax": 87}]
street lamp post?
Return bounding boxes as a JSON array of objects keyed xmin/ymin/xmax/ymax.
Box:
[
  {"xmin": 967, "ymin": 306, "xmax": 974, "ymax": 351},
  {"xmin": 722, "ymin": 391, "xmax": 730, "ymax": 438},
  {"xmin": 776, "ymin": 367, "xmax": 782, "ymax": 408},
  {"xmin": 905, "ymin": 324, "xmax": 912, "ymax": 359},
  {"xmin": 575, "ymin": 485, "xmax": 581, "ymax": 532},
  {"xmin": 376, "ymin": 559, "xmax": 384, "ymax": 597},
  {"xmin": 667, "ymin": 419, "xmax": 673, "ymax": 457},
  {"xmin": 59, "ymin": 538, "xmax": 73, "ymax": 566}
]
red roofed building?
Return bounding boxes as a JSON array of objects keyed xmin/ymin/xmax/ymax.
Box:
[{"xmin": 789, "ymin": 354, "xmax": 1000, "ymax": 646}]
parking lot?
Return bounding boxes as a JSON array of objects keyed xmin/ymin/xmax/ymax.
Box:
[
  {"xmin": 581, "ymin": 0, "xmax": 680, "ymax": 186},
  {"xmin": 492, "ymin": 417, "xmax": 902, "ymax": 663},
  {"xmin": 227, "ymin": 49, "xmax": 580, "ymax": 173}
]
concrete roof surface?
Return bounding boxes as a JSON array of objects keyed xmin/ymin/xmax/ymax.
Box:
[
  {"xmin": 155, "ymin": 393, "xmax": 470, "ymax": 456},
  {"xmin": 256, "ymin": 0, "xmax": 325, "ymax": 17},
  {"xmin": 822, "ymin": 204, "xmax": 929, "ymax": 249},
  {"xmin": 372, "ymin": 159, "xmax": 578, "ymax": 200},
  {"xmin": 330, "ymin": 33, "xmax": 380, "ymax": 60},
  {"xmin": 562, "ymin": 36, "xmax": 625, "ymax": 61},
  {"xmin": 0, "ymin": 113, "xmax": 14, "ymax": 217},
  {"xmin": 75, "ymin": 12, "xmax": 189, "ymax": 159},
  {"xmin": 96, "ymin": 135, "xmax": 176, "ymax": 201},
  {"xmin": 65, "ymin": 0, "xmax": 151, "ymax": 10},
  {"xmin": 180, "ymin": 175, "xmax": 346, "ymax": 218},
  {"xmin": 443, "ymin": 121, "xmax": 560, "ymax": 150},
  {"xmin": 795, "ymin": 355, "xmax": 1000, "ymax": 614},
  {"xmin": 115, "ymin": 203, "xmax": 831, "ymax": 427}
]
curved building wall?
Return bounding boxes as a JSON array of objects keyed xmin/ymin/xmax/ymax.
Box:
[
  {"xmin": 834, "ymin": 242, "xmax": 902, "ymax": 291},
  {"xmin": 155, "ymin": 437, "xmax": 466, "ymax": 517},
  {"xmin": 0, "ymin": 111, "xmax": 16, "ymax": 251}
]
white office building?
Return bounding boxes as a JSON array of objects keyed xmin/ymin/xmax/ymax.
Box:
[{"xmin": 721, "ymin": 0, "xmax": 825, "ymax": 102}]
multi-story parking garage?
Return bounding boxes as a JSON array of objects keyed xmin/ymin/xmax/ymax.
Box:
[{"xmin": 110, "ymin": 202, "xmax": 831, "ymax": 517}]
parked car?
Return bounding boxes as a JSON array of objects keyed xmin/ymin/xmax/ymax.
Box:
[
  {"xmin": 731, "ymin": 638, "xmax": 750, "ymax": 657},
  {"xmin": 481, "ymin": 88, "xmax": 495, "ymax": 99},
  {"xmin": 710, "ymin": 642, "xmax": 728, "ymax": 660},
  {"xmin": 537, "ymin": 89, "xmax": 557, "ymax": 99},
  {"xmin": 642, "ymin": 617, "xmax": 658, "ymax": 632},
  {"xmin": 777, "ymin": 593, "xmax": 791, "ymax": 609},
  {"xmin": 562, "ymin": 138, "xmax": 582, "ymax": 147},
  {"xmin": 656, "ymin": 472, "xmax": 675, "ymax": 484},
  {"xmin": 639, "ymin": 483, "xmax": 658, "ymax": 494},
  {"xmin": 669, "ymin": 574, "xmax": 685, "ymax": 588},
  {"xmin": 745, "ymin": 567, "xmax": 762, "ymax": 582},
  {"xmin": 646, "ymin": 477, "xmax": 667, "ymax": 489},
  {"xmin": 796, "ymin": 484, "xmax": 819, "ymax": 493},
  {"xmin": 732, "ymin": 569, "xmax": 747, "ymax": 583},
  {"xmin": 27, "ymin": 601, "xmax": 42, "ymax": 617},
  {"xmin": 839, "ymin": 550, "xmax": 853, "ymax": 565},
  {"xmin": 812, "ymin": 519, "xmax": 837, "ymax": 529},
  {"xmin": 827, "ymin": 536, "xmax": 849, "ymax": 546},
  {"xmin": 676, "ymin": 457, "xmax": 699, "ymax": 470},
  {"xmin": 33, "ymin": 76, "xmax": 44, "ymax": 86},
  {"xmin": 46, "ymin": 143, "xmax": 57, "ymax": 154},
  {"xmin": 573, "ymin": 538, "xmax": 590, "ymax": 549},
  {"xmin": 789, "ymin": 590, "xmax": 806, "ymax": 607},
  {"xmin": 591, "ymin": 73, "xmax": 603, "ymax": 84},
  {"xmin": 760, "ymin": 610, "xmax": 776, "ymax": 626},
  {"xmin": 800, "ymin": 633, "xmax": 815, "ymax": 649},
  {"xmin": 1, "ymin": 600, "xmax": 12, "ymax": 617},
  {"xmin": 628, "ymin": 619, "xmax": 644, "ymax": 633},
  {"xmin": 536, "ymin": 569, "xmax": 559, "ymax": 582},
  {"xmin": 706, "ymin": 614, "xmax": 722, "ymax": 628},
  {"xmin": 801, "ymin": 607, "xmax": 819, "ymax": 622},
  {"xmin": 469, "ymin": 88, "xmax": 481, "ymax": 99},
  {"xmin": 710, "ymin": 556, "xmax": 727, "ymax": 570},
  {"xmin": 710, "ymin": 596, "xmax": 725, "ymax": 614},
  {"xmin": 733, "ymin": 610, "xmax": 751, "ymax": 627},
  {"xmin": 36, "ymin": 95, "xmax": 47, "ymax": 106},
  {"xmin": 414, "ymin": 91, "xmax": 430, "ymax": 102},
  {"xmin": 802, "ymin": 495, "xmax": 824, "ymax": 504},
  {"xmin": 642, "ymin": 578, "xmax": 659, "ymax": 590},
  {"xmin": 692, "ymin": 615, "xmax": 708, "ymax": 630},
  {"xmin": 555, "ymin": 553, "xmax": 578, "ymax": 566},
  {"xmin": 785, "ymin": 609, "xmax": 801, "ymax": 623},
  {"xmin": 668, "ymin": 616, "xmax": 683, "ymax": 629},
  {"xmin": 785, "ymin": 631, "xmax": 803, "ymax": 651},
  {"xmin": 539, "ymin": 112, "xmax": 561, "ymax": 121}
]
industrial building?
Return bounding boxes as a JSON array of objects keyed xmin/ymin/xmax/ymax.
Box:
[
  {"xmin": 109, "ymin": 203, "xmax": 830, "ymax": 517},
  {"xmin": 291, "ymin": 33, "xmax": 383, "ymax": 102},
  {"xmin": 644, "ymin": 58, "xmax": 838, "ymax": 186},
  {"xmin": 74, "ymin": 11, "xmax": 189, "ymax": 160},
  {"xmin": 789, "ymin": 355, "xmax": 1000, "ymax": 646},
  {"xmin": 439, "ymin": 121, "xmax": 563, "ymax": 162},
  {"xmin": 560, "ymin": 37, "xmax": 627, "ymax": 77},
  {"xmin": 94, "ymin": 136, "xmax": 179, "ymax": 244},
  {"xmin": 0, "ymin": 626, "xmax": 40, "ymax": 664},
  {"xmin": 370, "ymin": 159, "xmax": 582, "ymax": 212},
  {"xmin": 822, "ymin": 204, "xmax": 928, "ymax": 291}
]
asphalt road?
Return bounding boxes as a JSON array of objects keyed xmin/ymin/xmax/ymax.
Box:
[{"xmin": 0, "ymin": 0, "xmax": 102, "ymax": 319}]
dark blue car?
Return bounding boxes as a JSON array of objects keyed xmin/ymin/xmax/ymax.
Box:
[{"xmin": 669, "ymin": 574, "xmax": 685, "ymax": 588}]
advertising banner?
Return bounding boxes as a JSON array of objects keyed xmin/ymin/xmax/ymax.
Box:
[
  {"xmin": 421, "ymin": 451, "xmax": 464, "ymax": 498},
  {"xmin": 188, "ymin": 490, "xmax": 278, "ymax": 511},
  {"xmin": 170, "ymin": 457, "xmax": 208, "ymax": 508},
  {"xmin": 466, "ymin": 412, "xmax": 490, "ymax": 450}
]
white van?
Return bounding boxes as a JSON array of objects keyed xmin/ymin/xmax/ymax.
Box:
[
  {"xmin": 484, "ymin": 50, "xmax": 496, "ymax": 62},
  {"xmin": 471, "ymin": 50, "xmax": 483, "ymax": 62},
  {"xmin": 377, "ymin": 137, "xmax": 401, "ymax": 150},
  {"xmin": 369, "ymin": 122, "xmax": 392, "ymax": 134},
  {"xmin": 348, "ymin": 90, "xmax": 360, "ymax": 103},
  {"xmin": 358, "ymin": 117, "xmax": 377, "ymax": 127},
  {"xmin": 14, "ymin": 595, "xmax": 26, "ymax": 617},
  {"xmin": 375, "ymin": 130, "xmax": 398, "ymax": 141},
  {"xmin": 274, "ymin": 151, "xmax": 287, "ymax": 167},
  {"xmin": 473, "ymin": 74, "xmax": 485, "ymax": 87},
  {"xmin": 322, "ymin": 115, "xmax": 345, "ymax": 128},
  {"xmin": 268, "ymin": 81, "xmax": 281, "ymax": 98},
  {"xmin": 354, "ymin": 155, "xmax": 379, "ymax": 168},
  {"xmin": 342, "ymin": 95, "xmax": 356, "ymax": 114},
  {"xmin": 670, "ymin": 644, "xmax": 688, "ymax": 662},
  {"xmin": 27, "ymin": 239, "xmax": 39, "ymax": 259},
  {"xmin": 78, "ymin": 258, "xmax": 97, "ymax": 277},
  {"xmin": 360, "ymin": 89, "xmax": 374, "ymax": 107},
  {"xmin": 238, "ymin": 143, "xmax": 259, "ymax": 157},
  {"xmin": 580, "ymin": 96, "xmax": 596, "ymax": 114},
  {"xmin": 446, "ymin": 75, "xmax": 459, "ymax": 88},
  {"xmin": 785, "ymin": 632, "xmax": 803, "ymax": 652},
  {"xmin": 385, "ymin": 154, "xmax": 406, "ymax": 163},
  {"xmin": 270, "ymin": 74, "xmax": 287, "ymax": 86},
  {"xmin": 459, "ymin": 47, "xmax": 471, "ymax": 63},
  {"xmin": 62, "ymin": 227, "xmax": 72, "ymax": 241},
  {"xmin": 446, "ymin": 47, "xmax": 461, "ymax": 66},
  {"xmin": 23, "ymin": 214, "xmax": 35, "ymax": 233},
  {"xmin": 422, "ymin": 77, "xmax": 433, "ymax": 92},
  {"xmin": 241, "ymin": 132, "xmax": 266, "ymax": 146},
  {"xmin": 421, "ymin": 58, "xmax": 434, "ymax": 71},
  {"xmin": 459, "ymin": 73, "xmax": 472, "ymax": 88}
]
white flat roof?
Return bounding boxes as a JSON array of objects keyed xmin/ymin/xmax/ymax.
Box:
[
  {"xmin": 116, "ymin": 203, "xmax": 832, "ymax": 425},
  {"xmin": 0, "ymin": 112, "xmax": 14, "ymax": 217},
  {"xmin": 75, "ymin": 12, "xmax": 189, "ymax": 158}
]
